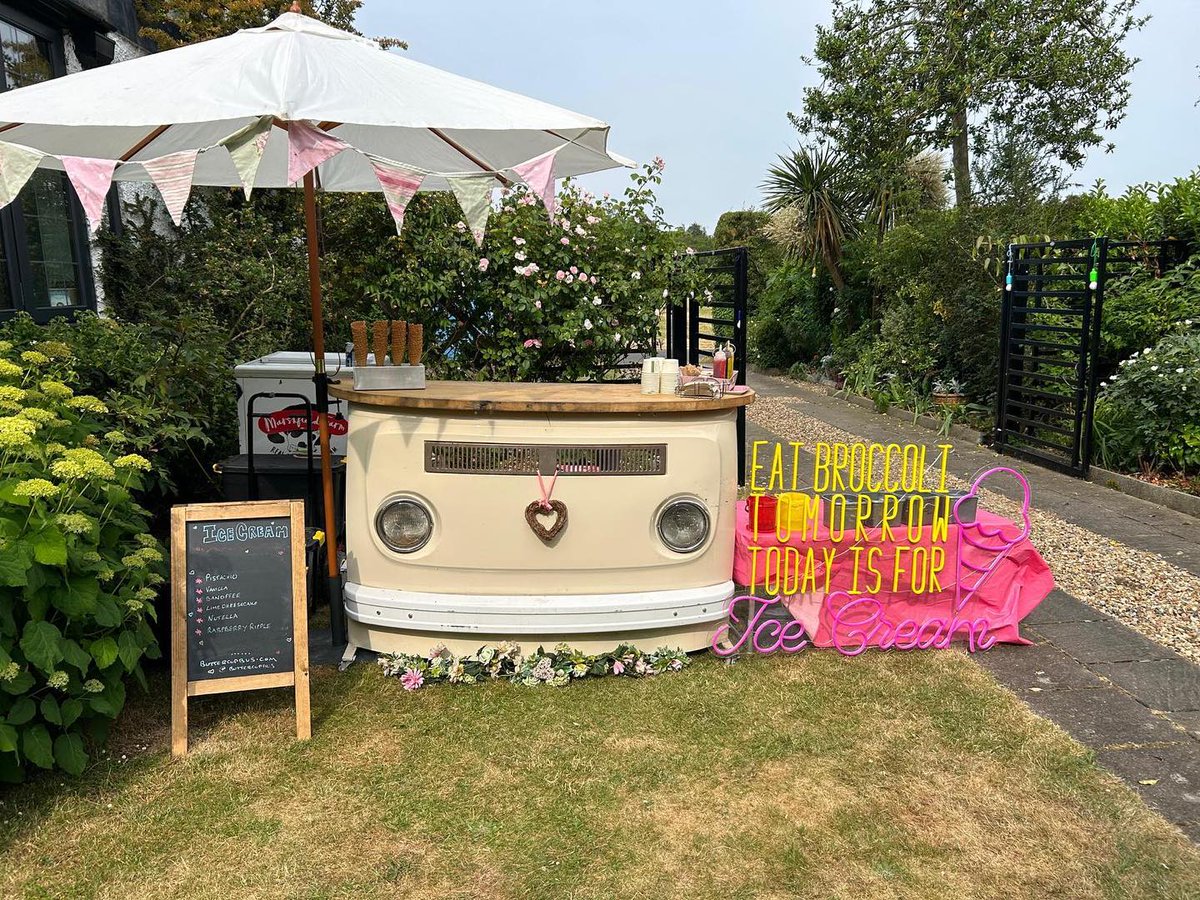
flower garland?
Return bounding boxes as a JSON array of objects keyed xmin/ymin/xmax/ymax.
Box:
[{"xmin": 378, "ymin": 641, "xmax": 689, "ymax": 691}]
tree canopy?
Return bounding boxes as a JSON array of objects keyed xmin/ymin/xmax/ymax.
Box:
[{"xmin": 793, "ymin": 0, "xmax": 1146, "ymax": 208}]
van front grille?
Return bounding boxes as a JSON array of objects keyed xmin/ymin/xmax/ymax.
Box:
[{"xmin": 425, "ymin": 441, "xmax": 667, "ymax": 476}]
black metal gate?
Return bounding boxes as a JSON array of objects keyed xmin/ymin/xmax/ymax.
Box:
[
  {"xmin": 995, "ymin": 237, "xmax": 1188, "ymax": 476},
  {"xmin": 666, "ymin": 246, "xmax": 750, "ymax": 482}
]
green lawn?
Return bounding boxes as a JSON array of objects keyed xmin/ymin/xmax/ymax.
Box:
[{"xmin": 2, "ymin": 650, "xmax": 1198, "ymax": 899}]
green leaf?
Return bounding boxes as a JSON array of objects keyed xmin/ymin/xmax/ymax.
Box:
[
  {"xmin": 31, "ymin": 527, "xmax": 67, "ymax": 567},
  {"xmin": 22, "ymin": 724, "xmax": 53, "ymax": 769},
  {"xmin": 40, "ymin": 695, "xmax": 62, "ymax": 726},
  {"xmin": 117, "ymin": 631, "xmax": 142, "ymax": 672},
  {"xmin": 89, "ymin": 636, "xmax": 119, "ymax": 670},
  {"xmin": 6, "ymin": 697, "xmax": 35, "ymax": 726},
  {"xmin": 1, "ymin": 670, "xmax": 33, "ymax": 695},
  {"xmin": 0, "ymin": 541, "xmax": 31, "ymax": 587},
  {"xmin": 19, "ymin": 620, "xmax": 63, "ymax": 673},
  {"xmin": 60, "ymin": 699, "xmax": 82, "ymax": 729},
  {"xmin": 92, "ymin": 596, "xmax": 123, "ymax": 628},
  {"xmin": 60, "ymin": 639, "xmax": 92, "ymax": 674},
  {"xmin": 0, "ymin": 722, "xmax": 17, "ymax": 753},
  {"xmin": 53, "ymin": 577, "xmax": 99, "ymax": 617},
  {"xmin": 53, "ymin": 733, "xmax": 87, "ymax": 776}
]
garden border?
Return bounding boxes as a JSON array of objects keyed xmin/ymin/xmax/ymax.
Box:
[{"xmin": 1088, "ymin": 465, "xmax": 1200, "ymax": 521}]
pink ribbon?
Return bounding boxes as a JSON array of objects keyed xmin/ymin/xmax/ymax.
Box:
[{"xmin": 536, "ymin": 467, "xmax": 560, "ymax": 511}]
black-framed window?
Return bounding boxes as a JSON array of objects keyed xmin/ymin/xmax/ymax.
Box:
[{"xmin": 0, "ymin": 6, "xmax": 96, "ymax": 323}]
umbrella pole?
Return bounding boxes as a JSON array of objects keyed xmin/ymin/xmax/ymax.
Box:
[{"xmin": 303, "ymin": 170, "xmax": 346, "ymax": 646}]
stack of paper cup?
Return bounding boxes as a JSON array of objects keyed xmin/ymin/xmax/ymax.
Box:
[
  {"xmin": 640, "ymin": 357, "xmax": 660, "ymax": 394},
  {"xmin": 659, "ymin": 358, "xmax": 680, "ymax": 394}
]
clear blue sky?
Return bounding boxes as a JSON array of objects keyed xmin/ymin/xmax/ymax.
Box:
[{"xmin": 358, "ymin": 0, "xmax": 1200, "ymax": 232}]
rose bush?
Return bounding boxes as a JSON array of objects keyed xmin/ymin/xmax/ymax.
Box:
[
  {"xmin": 0, "ymin": 337, "xmax": 163, "ymax": 781},
  {"xmin": 325, "ymin": 159, "xmax": 705, "ymax": 381}
]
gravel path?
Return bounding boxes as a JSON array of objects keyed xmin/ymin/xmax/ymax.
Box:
[{"xmin": 747, "ymin": 394, "xmax": 1200, "ymax": 664}]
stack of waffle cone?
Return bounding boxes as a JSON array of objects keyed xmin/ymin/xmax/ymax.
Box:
[
  {"xmin": 408, "ymin": 323, "xmax": 423, "ymax": 366},
  {"xmin": 390, "ymin": 320, "xmax": 407, "ymax": 365},
  {"xmin": 350, "ymin": 321, "xmax": 368, "ymax": 368}
]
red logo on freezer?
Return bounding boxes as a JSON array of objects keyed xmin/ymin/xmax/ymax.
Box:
[{"xmin": 257, "ymin": 404, "xmax": 348, "ymax": 437}]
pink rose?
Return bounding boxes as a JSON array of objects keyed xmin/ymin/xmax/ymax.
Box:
[
  {"xmin": 555, "ymin": 270, "xmax": 566, "ymax": 281},
  {"xmin": 560, "ymin": 237, "xmax": 570, "ymax": 246},
  {"xmin": 569, "ymin": 266, "xmax": 578, "ymax": 275},
  {"xmin": 523, "ymin": 338, "xmax": 542, "ymax": 349},
  {"xmin": 478, "ymin": 258, "xmax": 489, "ymax": 272}
]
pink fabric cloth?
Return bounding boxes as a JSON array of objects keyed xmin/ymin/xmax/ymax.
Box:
[
  {"xmin": 142, "ymin": 149, "xmax": 199, "ymax": 226},
  {"xmin": 287, "ymin": 120, "xmax": 349, "ymax": 185},
  {"xmin": 369, "ymin": 158, "xmax": 423, "ymax": 234},
  {"xmin": 60, "ymin": 156, "xmax": 118, "ymax": 234},
  {"xmin": 512, "ymin": 147, "xmax": 559, "ymax": 219},
  {"xmin": 732, "ymin": 501, "xmax": 1054, "ymax": 649}
]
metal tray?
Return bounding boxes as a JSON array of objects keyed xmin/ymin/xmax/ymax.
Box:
[{"xmin": 353, "ymin": 364, "xmax": 426, "ymax": 391}]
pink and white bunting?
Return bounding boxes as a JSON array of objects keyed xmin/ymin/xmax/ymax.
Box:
[
  {"xmin": 368, "ymin": 157, "xmax": 424, "ymax": 235},
  {"xmin": 141, "ymin": 149, "xmax": 200, "ymax": 226},
  {"xmin": 60, "ymin": 155, "xmax": 119, "ymax": 234},
  {"xmin": 287, "ymin": 120, "xmax": 350, "ymax": 185},
  {"xmin": 511, "ymin": 146, "xmax": 561, "ymax": 219}
]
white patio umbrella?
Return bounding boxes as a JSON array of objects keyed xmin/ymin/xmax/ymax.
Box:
[{"xmin": 0, "ymin": 6, "xmax": 630, "ymax": 642}]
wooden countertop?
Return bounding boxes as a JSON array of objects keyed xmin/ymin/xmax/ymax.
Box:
[{"xmin": 328, "ymin": 379, "xmax": 756, "ymax": 414}]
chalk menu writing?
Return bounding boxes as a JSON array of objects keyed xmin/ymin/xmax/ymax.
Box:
[{"xmin": 184, "ymin": 516, "xmax": 295, "ymax": 682}]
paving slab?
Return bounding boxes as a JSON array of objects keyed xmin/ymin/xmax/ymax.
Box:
[
  {"xmin": 1091, "ymin": 659, "xmax": 1200, "ymax": 713},
  {"xmin": 1022, "ymin": 686, "xmax": 1181, "ymax": 747},
  {"xmin": 1165, "ymin": 712, "xmax": 1200, "ymax": 740},
  {"xmin": 974, "ymin": 642, "xmax": 1106, "ymax": 692},
  {"xmin": 1022, "ymin": 589, "xmax": 1109, "ymax": 626},
  {"xmin": 1097, "ymin": 744, "xmax": 1200, "ymax": 826},
  {"xmin": 1035, "ymin": 621, "xmax": 1182, "ymax": 664}
]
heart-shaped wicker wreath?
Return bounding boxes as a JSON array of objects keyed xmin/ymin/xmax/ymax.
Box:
[{"xmin": 525, "ymin": 499, "xmax": 568, "ymax": 543}]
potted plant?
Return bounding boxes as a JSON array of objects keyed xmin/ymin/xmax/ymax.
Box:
[{"xmin": 933, "ymin": 376, "xmax": 966, "ymax": 407}]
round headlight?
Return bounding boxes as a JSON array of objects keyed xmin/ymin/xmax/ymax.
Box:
[
  {"xmin": 657, "ymin": 499, "xmax": 710, "ymax": 553},
  {"xmin": 375, "ymin": 498, "xmax": 433, "ymax": 553}
]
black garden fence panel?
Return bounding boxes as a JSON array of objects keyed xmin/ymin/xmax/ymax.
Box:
[
  {"xmin": 995, "ymin": 237, "xmax": 1188, "ymax": 477},
  {"xmin": 666, "ymin": 246, "xmax": 750, "ymax": 482}
]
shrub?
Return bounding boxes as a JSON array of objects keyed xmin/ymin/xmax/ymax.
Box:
[
  {"xmin": 0, "ymin": 313, "xmax": 234, "ymax": 512},
  {"xmin": 101, "ymin": 162, "xmax": 699, "ymax": 383},
  {"xmin": 1099, "ymin": 251, "xmax": 1200, "ymax": 368},
  {"xmin": 0, "ymin": 336, "xmax": 164, "ymax": 781},
  {"xmin": 748, "ymin": 263, "xmax": 829, "ymax": 368},
  {"xmin": 1094, "ymin": 327, "xmax": 1200, "ymax": 474}
]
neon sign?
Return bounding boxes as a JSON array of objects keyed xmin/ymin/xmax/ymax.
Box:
[{"xmin": 714, "ymin": 442, "xmax": 1036, "ymax": 657}]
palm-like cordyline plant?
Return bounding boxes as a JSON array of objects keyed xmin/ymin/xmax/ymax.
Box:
[{"xmin": 761, "ymin": 146, "xmax": 864, "ymax": 289}]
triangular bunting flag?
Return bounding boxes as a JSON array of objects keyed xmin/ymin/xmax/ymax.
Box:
[
  {"xmin": 0, "ymin": 141, "xmax": 45, "ymax": 210},
  {"xmin": 287, "ymin": 120, "xmax": 349, "ymax": 185},
  {"xmin": 223, "ymin": 116, "xmax": 273, "ymax": 199},
  {"xmin": 60, "ymin": 156, "xmax": 118, "ymax": 234},
  {"xmin": 447, "ymin": 175, "xmax": 494, "ymax": 246},
  {"xmin": 368, "ymin": 157, "xmax": 424, "ymax": 235},
  {"xmin": 512, "ymin": 146, "xmax": 561, "ymax": 219},
  {"xmin": 142, "ymin": 149, "xmax": 199, "ymax": 226}
]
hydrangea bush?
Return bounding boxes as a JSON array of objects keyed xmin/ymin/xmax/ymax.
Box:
[
  {"xmin": 1094, "ymin": 324, "xmax": 1200, "ymax": 474},
  {"xmin": 0, "ymin": 338, "xmax": 164, "ymax": 781},
  {"xmin": 378, "ymin": 641, "xmax": 689, "ymax": 691}
]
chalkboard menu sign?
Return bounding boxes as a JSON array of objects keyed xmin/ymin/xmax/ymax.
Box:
[
  {"xmin": 185, "ymin": 516, "xmax": 294, "ymax": 682},
  {"xmin": 170, "ymin": 500, "xmax": 310, "ymax": 756}
]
